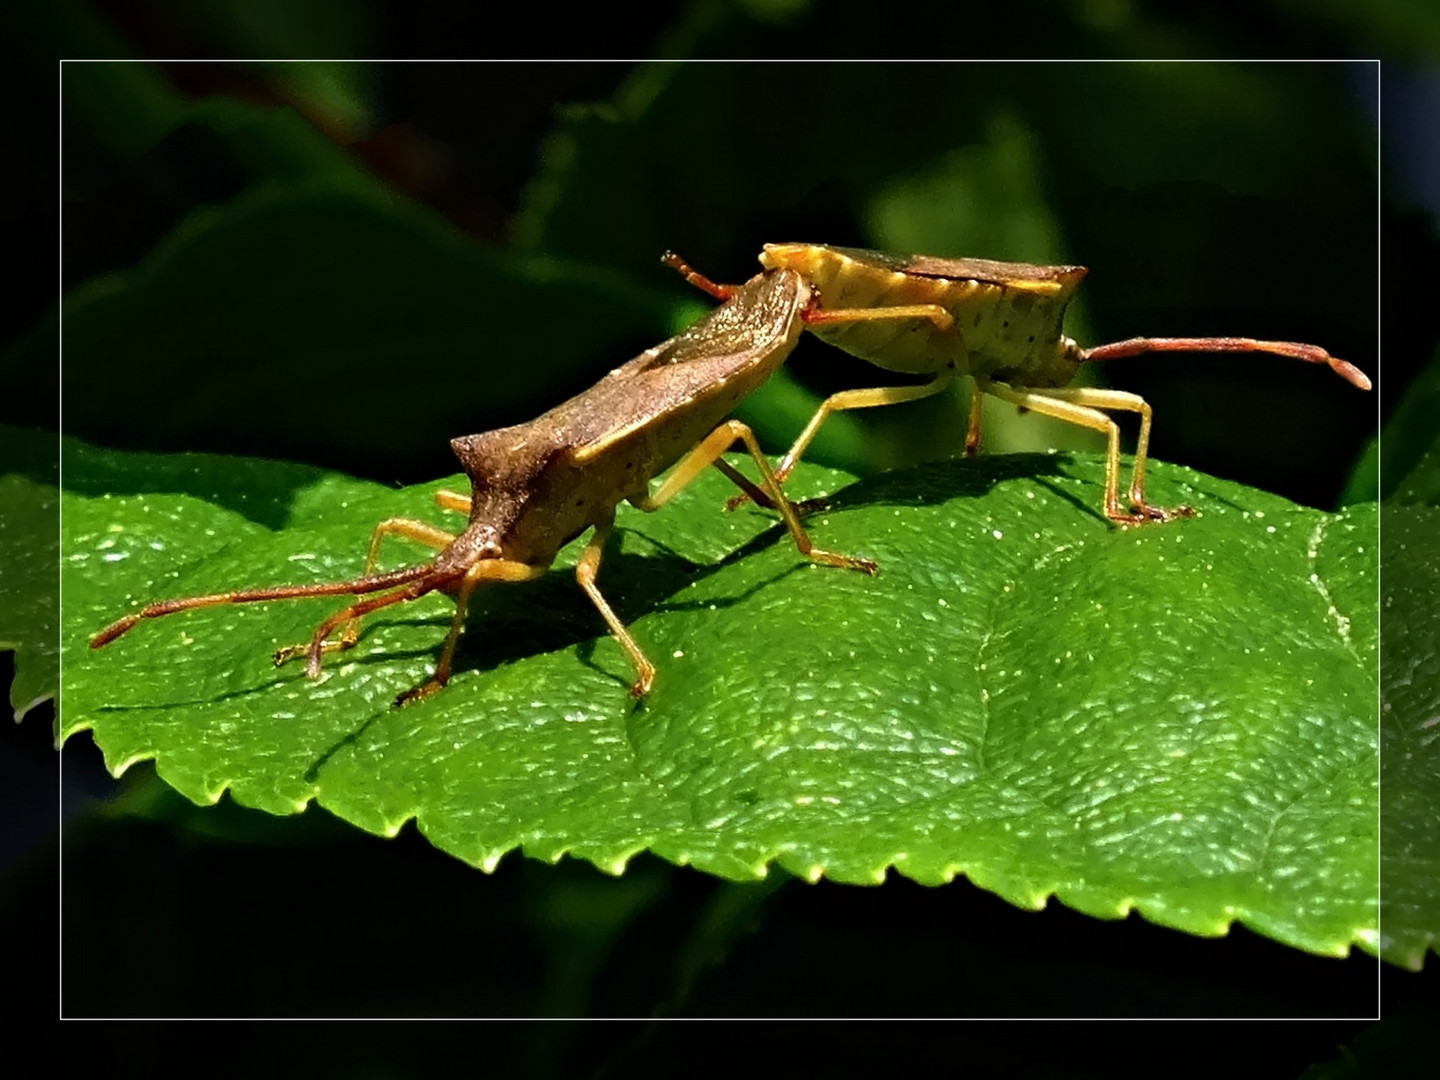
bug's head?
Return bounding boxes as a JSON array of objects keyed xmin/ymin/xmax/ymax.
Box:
[
  {"xmin": 1005, "ymin": 334, "xmax": 1088, "ymax": 390},
  {"xmin": 433, "ymin": 519, "xmax": 519, "ymax": 580}
]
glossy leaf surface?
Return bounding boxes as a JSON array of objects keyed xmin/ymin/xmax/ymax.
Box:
[{"xmin": 61, "ymin": 442, "xmax": 1379, "ymax": 959}]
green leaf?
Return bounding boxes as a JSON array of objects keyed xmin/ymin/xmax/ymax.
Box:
[
  {"xmin": 1360, "ymin": 345, "xmax": 1440, "ymax": 971},
  {"xmin": 1379, "ymin": 503, "xmax": 1439, "ymax": 970},
  {"xmin": 61, "ymin": 438, "xmax": 1378, "ymax": 959},
  {"xmin": 1, "ymin": 425, "xmax": 59, "ymax": 723},
  {"xmin": 1342, "ymin": 340, "xmax": 1440, "ymax": 505},
  {"xmin": 1377, "ymin": 409, "xmax": 1440, "ymax": 970}
]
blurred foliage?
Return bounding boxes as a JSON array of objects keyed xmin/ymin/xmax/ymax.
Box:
[
  {"xmin": 27, "ymin": 56, "xmax": 1379, "ymax": 504},
  {"xmin": 1377, "ymin": 357, "xmax": 1440, "ymax": 972},
  {"xmin": 4, "ymin": 0, "xmax": 1427, "ymax": 1032},
  {"xmin": 1347, "ymin": 341, "xmax": 1440, "ymax": 504},
  {"xmin": 0, "ymin": 427, "xmax": 59, "ymax": 723}
]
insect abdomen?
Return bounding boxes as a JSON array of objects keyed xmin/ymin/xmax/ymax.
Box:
[{"xmin": 761, "ymin": 243, "xmax": 1075, "ymax": 382}]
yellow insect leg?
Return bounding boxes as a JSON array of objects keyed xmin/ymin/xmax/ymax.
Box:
[
  {"xmin": 963, "ymin": 377, "xmax": 984, "ymax": 456},
  {"xmin": 573, "ymin": 513, "xmax": 657, "ymax": 698},
  {"xmin": 978, "ymin": 380, "xmax": 1192, "ymax": 525},
  {"xmin": 1038, "ymin": 385, "xmax": 1164, "ymax": 513},
  {"xmin": 803, "ymin": 303, "xmax": 954, "ymax": 335},
  {"xmin": 394, "ymin": 557, "xmax": 549, "ymax": 707},
  {"xmin": 781, "ymin": 369, "xmax": 956, "ymax": 486},
  {"xmin": 633, "ymin": 419, "xmax": 878, "ymax": 575},
  {"xmin": 725, "ymin": 368, "xmax": 957, "ymax": 513},
  {"xmin": 434, "ymin": 489, "xmax": 472, "ymax": 515}
]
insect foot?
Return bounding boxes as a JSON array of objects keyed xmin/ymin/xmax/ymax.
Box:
[
  {"xmin": 1108, "ymin": 497, "xmax": 1197, "ymax": 527},
  {"xmin": 394, "ymin": 678, "xmax": 448, "ymax": 708}
]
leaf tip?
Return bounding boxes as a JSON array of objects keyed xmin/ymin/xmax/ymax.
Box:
[
  {"xmin": 481, "ymin": 850, "xmax": 507, "ymax": 874},
  {"xmin": 112, "ymin": 750, "xmax": 155, "ymax": 780},
  {"xmin": 13, "ymin": 690, "xmax": 55, "ymax": 724},
  {"xmin": 381, "ymin": 813, "xmax": 416, "ymax": 839}
]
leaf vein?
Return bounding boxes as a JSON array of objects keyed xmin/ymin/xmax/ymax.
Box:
[{"xmin": 1306, "ymin": 517, "xmax": 1358, "ymax": 661}]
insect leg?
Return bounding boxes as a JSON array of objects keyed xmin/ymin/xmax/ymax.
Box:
[
  {"xmin": 780, "ymin": 370, "xmax": 956, "ymax": 483},
  {"xmin": 273, "ymin": 518, "xmax": 459, "ymax": 666},
  {"xmin": 710, "ymin": 461, "xmax": 839, "ymax": 519},
  {"xmin": 1038, "ymin": 386, "xmax": 1170, "ymax": 514},
  {"xmin": 963, "ymin": 376, "xmax": 984, "ymax": 456},
  {"xmin": 978, "ymin": 380, "xmax": 1192, "ymax": 525},
  {"xmin": 634, "ymin": 419, "xmax": 878, "ymax": 574},
  {"xmin": 724, "ymin": 369, "xmax": 957, "ymax": 513},
  {"xmin": 393, "ymin": 558, "xmax": 548, "ymax": 707},
  {"xmin": 802, "ymin": 303, "xmax": 954, "ymax": 335},
  {"xmin": 573, "ymin": 512, "xmax": 657, "ymax": 698},
  {"xmin": 291, "ymin": 573, "xmax": 450, "ymax": 679},
  {"xmin": 711, "ymin": 458, "xmax": 781, "ymax": 510},
  {"xmin": 434, "ymin": 489, "xmax": 472, "ymax": 515}
]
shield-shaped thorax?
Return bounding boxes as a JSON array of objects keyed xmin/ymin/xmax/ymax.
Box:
[{"xmin": 448, "ymin": 268, "xmax": 810, "ymax": 568}]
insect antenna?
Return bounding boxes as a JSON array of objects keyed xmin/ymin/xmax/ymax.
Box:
[
  {"xmin": 89, "ymin": 562, "xmax": 445, "ymax": 649},
  {"xmin": 660, "ymin": 251, "xmax": 737, "ymax": 301},
  {"xmin": 1079, "ymin": 336, "xmax": 1371, "ymax": 391}
]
